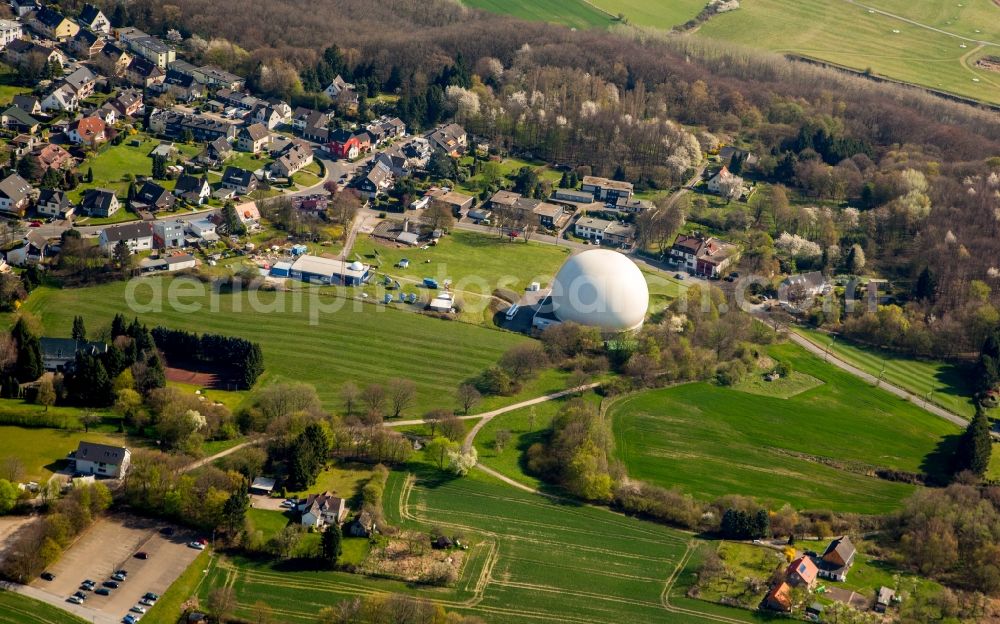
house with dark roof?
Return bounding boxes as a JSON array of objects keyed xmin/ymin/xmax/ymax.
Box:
[
  {"xmin": 173, "ymin": 174, "xmax": 211, "ymax": 204},
  {"xmin": 326, "ymin": 128, "xmax": 367, "ymax": 160},
  {"xmin": 98, "ymin": 221, "xmax": 153, "ymax": 254},
  {"xmin": 112, "ymin": 89, "xmax": 143, "ymax": 117},
  {"xmin": 11, "ymin": 95, "xmax": 41, "ymax": 115},
  {"xmin": 270, "ymin": 141, "xmax": 313, "ymax": 178},
  {"xmin": 358, "ymin": 160, "xmax": 392, "ymax": 199},
  {"xmin": 80, "ymin": 188, "xmax": 120, "ymax": 217},
  {"xmin": 221, "ymin": 166, "xmax": 257, "ymax": 195},
  {"xmin": 298, "ymin": 491, "xmax": 348, "ymax": 528},
  {"xmin": 815, "ymin": 536, "xmax": 856, "ymax": 582},
  {"xmin": 237, "ymin": 122, "xmax": 270, "ymax": 153},
  {"xmin": 11, "ymin": 0, "xmax": 38, "ymax": 18},
  {"xmin": 149, "ymin": 110, "xmax": 236, "ymax": 142},
  {"xmin": 72, "ymin": 440, "xmax": 131, "ymax": 478},
  {"xmin": 69, "ymin": 28, "xmax": 104, "ymax": 59},
  {"xmin": 95, "ymin": 42, "xmax": 131, "ymax": 77},
  {"xmin": 192, "ymin": 65, "xmax": 244, "ymax": 90},
  {"xmin": 41, "ymin": 84, "xmax": 78, "ymax": 113},
  {"xmin": 0, "ymin": 106, "xmax": 40, "ymax": 134},
  {"xmin": 202, "ymin": 136, "xmax": 233, "ymax": 164},
  {"xmin": 126, "ymin": 55, "xmax": 165, "ymax": 88},
  {"xmin": 426, "ymin": 123, "xmax": 467, "ymax": 156},
  {"xmin": 77, "ymin": 4, "xmax": 111, "ymax": 34},
  {"xmin": 39, "ymin": 337, "xmax": 107, "ymax": 371},
  {"xmin": 36, "ymin": 188, "xmax": 73, "ymax": 219},
  {"xmin": 0, "ymin": 173, "xmax": 33, "ymax": 216},
  {"xmin": 132, "ymin": 180, "xmax": 175, "ymax": 212},
  {"xmin": 156, "ymin": 69, "xmax": 203, "ymax": 102},
  {"xmin": 32, "ymin": 6, "xmax": 79, "ymax": 41},
  {"xmin": 6, "ymin": 230, "xmax": 49, "ymax": 266}
]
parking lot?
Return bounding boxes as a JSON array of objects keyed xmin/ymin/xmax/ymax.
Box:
[{"xmin": 32, "ymin": 515, "xmax": 203, "ymax": 620}]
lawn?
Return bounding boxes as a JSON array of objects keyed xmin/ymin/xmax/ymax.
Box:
[
  {"xmin": 794, "ymin": 326, "xmax": 981, "ymax": 419},
  {"xmin": 282, "ymin": 464, "xmax": 375, "ymax": 501},
  {"xmin": 694, "ymin": 541, "xmax": 783, "ymax": 609},
  {"xmin": 696, "ymin": 0, "xmax": 1000, "ymax": 105},
  {"xmin": 16, "ymin": 279, "xmax": 531, "ymax": 414},
  {"xmin": 589, "ymin": 0, "xmax": 705, "ymax": 28},
  {"xmin": 461, "ymin": 0, "xmax": 613, "ymax": 29},
  {"xmin": 0, "ymin": 425, "xmax": 128, "ymax": 481},
  {"xmin": 732, "ymin": 369, "xmax": 824, "ymax": 399},
  {"xmin": 611, "ymin": 341, "xmax": 960, "ymax": 513},
  {"xmin": 226, "ymin": 151, "xmax": 274, "ymax": 173},
  {"xmin": 0, "ymin": 590, "xmax": 88, "ymax": 624},
  {"xmin": 196, "ymin": 467, "xmax": 760, "ymax": 624}
]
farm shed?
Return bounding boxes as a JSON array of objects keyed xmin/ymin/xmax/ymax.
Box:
[
  {"xmin": 290, "ymin": 255, "xmax": 371, "ymax": 286},
  {"xmin": 250, "ymin": 476, "xmax": 276, "ymax": 495},
  {"xmin": 270, "ymin": 261, "xmax": 292, "ymax": 277}
]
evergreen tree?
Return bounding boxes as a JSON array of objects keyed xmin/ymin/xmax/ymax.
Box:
[
  {"xmin": 320, "ymin": 522, "xmax": 343, "ymax": 567},
  {"xmin": 612, "ymin": 164, "xmax": 627, "ymax": 181},
  {"xmin": 12, "ymin": 318, "xmax": 42, "ymax": 383},
  {"xmin": 151, "ymin": 155, "xmax": 167, "ymax": 179},
  {"xmin": 144, "ymin": 353, "xmax": 166, "ymax": 391},
  {"xmin": 978, "ymin": 327, "xmax": 1000, "ymax": 392},
  {"xmin": 222, "ymin": 480, "xmax": 250, "ymax": 535},
  {"xmin": 111, "ymin": 313, "xmax": 127, "ymax": 338},
  {"xmin": 242, "ymin": 343, "xmax": 263, "ymax": 388},
  {"xmin": 86, "ymin": 167, "xmax": 94, "ymax": 183},
  {"xmin": 955, "ymin": 408, "xmax": 992, "ymax": 477},
  {"xmin": 112, "ymin": 240, "xmax": 133, "ymax": 275},
  {"xmin": 181, "ymin": 128, "xmax": 195, "ymax": 145},
  {"xmin": 72, "ymin": 316, "xmax": 86, "ymax": 341},
  {"xmin": 915, "ymin": 267, "xmax": 937, "ymax": 302},
  {"xmin": 559, "ymin": 171, "xmax": 569, "ymax": 188}
]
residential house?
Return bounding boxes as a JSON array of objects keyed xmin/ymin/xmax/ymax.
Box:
[
  {"xmin": 669, "ymin": 233, "xmax": 740, "ymax": 278},
  {"xmin": 529, "ymin": 201, "xmax": 564, "ymax": 229},
  {"xmin": 780, "ymin": 271, "xmax": 830, "ymax": 307},
  {"xmin": 11, "ymin": 95, "xmax": 41, "ymax": 115},
  {"xmin": 9, "ymin": 134, "xmax": 37, "ymax": 158},
  {"xmin": 615, "ymin": 197, "xmax": 654, "ymax": 214},
  {"xmin": 323, "ymin": 74, "xmax": 353, "ymax": 99},
  {"xmin": 173, "ymin": 174, "xmax": 211, "ymax": 204},
  {"xmin": 41, "ymin": 84, "xmax": 78, "ymax": 113},
  {"xmin": 127, "ymin": 35, "xmax": 174, "ymax": 68},
  {"xmin": 326, "ymin": 128, "xmax": 364, "ymax": 160},
  {"xmin": 581, "ymin": 176, "xmax": 633, "ymax": 202},
  {"xmin": 574, "ymin": 217, "xmax": 635, "ymax": 246},
  {"xmin": 6, "ymin": 230, "xmax": 49, "ymax": 265},
  {"xmin": 764, "ymin": 582, "xmax": 792, "ymax": 612},
  {"xmin": 32, "ymin": 6, "xmax": 79, "ymax": 41},
  {"xmin": 203, "ymin": 136, "xmax": 233, "ymax": 163},
  {"xmin": 95, "ymin": 42, "xmax": 131, "ymax": 77},
  {"xmin": 298, "ymin": 491, "xmax": 348, "ymax": 528},
  {"xmin": 358, "ymin": 160, "xmax": 392, "ymax": 199},
  {"xmin": 292, "ymin": 194, "xmax": 328, "ymax": 213},
  {"xmin": 236, "ymin": 122, "xmax": 270, "ymax": 153},
  {"xmin": 221, "ymin": 166, "xmax": 257, "ymax": 195},
  {"xmin": 251, "ymin": 103, "xmax": 285, "ymax": 129},
  {"xmin": 373, "ymin": 151, "xmax": 410, "ymax": 178},
  {"xmin": 0, "ymin": 19, "xmax": 23, "ymax": 48},
  {"xmin": 785, "ymin": 556, "xmax": 818, "ymax": 589},
  {"xmin": 80, "ymin": 188, "xmax": 119, "ymax": 217},
  {"xmin": 98, "ymin": 221, "xmax": 153, "ymax": 253},
  {"xmin": 426, "ymin": 123, "xmax": 466, "ymax": 156},
  {"xmin": 77, "ymin": 4, "xmax": 111, "ymax": 34},
  {"xmin": 149, "ymin": 110, "xmax": 236, "ymax": 142},
  {"xmin": 270, "ymin": 141, "xmax": 312, "ymax": 178},
  {"xmin": 132, "ymin": 180, "xmax": 175, "ymax": 212},
  {"xmin": 66, "ymin": 115, "xmax": 107, "ymax": 146},
  {"xmin": 111, "ymin": 89, "xmax": 143, "ymax": 117},
  {"xmin": 234, "ymin": 201, "xmax": 260, "ymax": 229},
  {"xmin": 815, "ymin": 536, "xmax": 856, "ymax": 582},
  {"xmin": 718, "ymin": 146, "xmax": 757, "ymax": 171},
  {"xmin": 191, "ymin": 65, "xmax": 244, "ymax": 90},
  {"xmin": 29, "ymin": 143, "xmax": 73, "ymax": 175},
  {"xmin": 152, "ymin": 219, "xmax": 186, "ymax": 248},
  {"xmin": 125, "ymin": 56, "xmax": 164, "ymax": 88},
  {"xmin": 73, "ymin": 441, "xmax": 130, "ymax": 478},
  {"xmin": 0, "ymin": 173, "xmax": 33, "ymax": 216},
  {"xmin": 706, "ymin": 166, "xmax": 744, "ymax": 197},
  {"xmin": 4, "ymin": 39, "xmax": 65, "ymax": 68},
  {"xmin": 426, "ymin": 188, "xmax": 474, "ymax": 216},
  {"xmin": 36, "ymin": 188, "xmax": 73, "ymax": 219},
  {"xmin": 113, "ymin": 26, "xmax": 149, "ymax": 46},
  {"xmin": 11, "ymin": 0, "xmax": 37, "ymax": 18},
  {"xmin": 156, "ymin": 69, "xmax": 202, "ymax": 102},
  {"xmin": 0, "ymin": 106, "xmax": 40, "ymax": 134},
  {"xmin": 38, "ymin": 337, "xmax": 106, "ymax": 371},
  {"xmin": 488, "ymin": 190, "xmax": 520, "ymax": 211},
  {"xmin": 63, "ymin": 67, "xmax": 98, "ymax": 99},
  {"xmin": 69, "ymin": 28, "xmax": 104, "ymax": 59},
  {"xmin": 186, "ymin": 218, "xmax": 216, "ymax": 240}
]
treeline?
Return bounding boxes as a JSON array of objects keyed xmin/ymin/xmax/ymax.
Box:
[
  {"xmin": 0, "ymin": 483, "xmax": 111, "ymax": 582},
  {"xmin": 151, "ymin": 327, "xmax": 263, "ymax": 388}
]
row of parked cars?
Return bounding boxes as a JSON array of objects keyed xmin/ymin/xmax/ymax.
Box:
[{"xmin": 43, "ymin": 546, "xmax": 161, "ymax": 623}]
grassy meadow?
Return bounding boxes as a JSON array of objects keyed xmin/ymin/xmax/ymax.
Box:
[
  {"xmin": 17, "ymin": 278, "xmax": 530, "ymax": 414},
  {"xmin": 0, "ymin": 425, "xmax": 128, "ymax": 481},
  {"xmin": 610, "ymin": 341, "xmax": 958, "ymax": 513},
  {"xmin": 591, "ymin": 0, "xmax": 704, "ymax": 27},
  {"xmin": 461, "ymin": 0, "xmax": 612, "ymax": 29},
  {"xmin": 0, "ymin": 590, "xmax": 88, "ymax": 624},
  {"xmin": 695, "ymin": 0, "xmax": 1000, "ymax": 105}
]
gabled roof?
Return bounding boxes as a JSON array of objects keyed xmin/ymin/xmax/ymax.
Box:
[
  {"xmin": 100, "ymin": 220, "xmax": 152, "ymax": 243},
  {"xmin": 38, "ymin": 188, "xmax": 69, "ymax": 208},
  {"xmin": 127, "ymin": 56, "xmax": 162, "ymax": 78},
  {"xmin": 70, "ymin": 115, "xmax": 105, "ymax": 140},
  {"xmin": 174, "ymin": 173, "xmax": 208, "ymax": 194},
  {"xmin": 78, "ymin": 4, "xmax": 104, "ymax": 25},
  {"xmin": 821, "ymin": 536, "xmax": 856, "ymax": 567},
  {"xmin": 786, "ymin": 556, "xmax": 818, "ymax": 585},
  {"xmin": 81, "ymin": 188, "xmax": 118, "ymax": 212},
  {"xmin": 72, "ymin": 28, "xmax": 100, "ymax": 46},
  {"xmin": 208, "ymin": 136, "xmax": 233, "ymax": 155},
  {"xmin": 240, "ymin": 122, "xmax": 269, "ymax": 142},
  {"xmin": 222, "ymin": 166, "xmax": 254, "ymax": 186},
  {"xmin": 113, "ymin": 89, "xmax": 142, "ymax": 111},
  {"xmin": 75, "ymin": 440, "xmax": 129, "ymax": 464},
  {"xmin": 765, "ymin": 582, "xmax": 792, "ymax": 611},
  {"xmin": 11, "ymin": 95, "xmax": 39, "ymax": 112},
  {"xmin": 2, "ymin": 105, "xmax": 40, "ymax": 128},
  {"xmin": 135, "ymin": 180, "xmax": 174, "ymax": 207},
  {"xmin": 0, "ymin": 173, "xmax": 32, "ymax": 203},
  {"xmin": 35, "ymin": 6, "xmax": 69, "ymax": 29}
]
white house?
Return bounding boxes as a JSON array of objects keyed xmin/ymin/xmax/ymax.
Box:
[
  {"xmin": 0, "ymin": 20, "xmax": 23, "ymax": 48},
  {"xmin": 298, "ymin": 491, "xmax": 348, "ymax": 528},
  {"xmin": 73, "ymin": 441, "xmax": 131, "ymax": 478},
  {"xmin": 152, "ymin": 219, "xmax": 186, "ymax": 248},
  {"xmin": 41, "ymin": 84, "xmax": 78, "ymax": 113},
  {"xmin": 707, "ymin": 166, "xmax": 744, "ymax": 196},
  {"xmin": 98, "ymin": 221, "xmax": 153, "ymax": 254},
  {"xmin": 186, "ymin": 217, "xmax": 217, "ymax": 240}
]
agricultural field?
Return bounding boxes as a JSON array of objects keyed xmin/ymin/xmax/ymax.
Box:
[
  {"xmin": 590, "ymin": 0, "xmax": 705, "ymax": 28},
  {"xmin": 0, "ymin": 590, "xmax": 88, "ymax": 624},
  {"xmin": 197, "ymin": 468, "xmax": 760, "ymax": 623},
  {"xmin": 16, "ymin": 279, "xmax": 530, "ymax": 413},
  {"xmin": 695, "ymin": 0, "xmax": 1000, "ymax": 105},
  {"xmin": 0, "ymin": 425, "xmax": 128, "ymax": 481},
  {"xmin": 794, "ymin": 326, "xmax": 982, "ymax": 419},
  {"xmin": 611, "ymin": 341, "xmax": 959, "ymax": 514},
  {"xmin": 461, "ymin": 0, "xmax": 612, "ymax": 29}
]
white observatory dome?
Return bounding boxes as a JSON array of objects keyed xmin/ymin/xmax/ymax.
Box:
[{"xmin": 549, "ymin": 249, "xmax": 649, "ymax": 332}]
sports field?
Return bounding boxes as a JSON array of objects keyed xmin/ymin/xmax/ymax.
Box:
[
  {"xmin": 197, "ymin": 469, "xmax": 759, "ymax": 623},
  {"xmin": 0, "ymin": 590, "xmax": 87, "ymax": 624},
  {"xmin": 17, "ymin": 280, "xmax": 530, "ymax": 413},
  {"xmin": 695, "ymin": 0, "xmax": 1000, "ymax": 105},
  {"xmin": 611, "ymin": 341, "xmax": 958, "ymax": 513},
  {"xmin": 462, "ymin": 0, "xmax": 612, "ymax": 29},
  {"xmin": 794, "ymin": 326, "xmax": 981, "ymax": 419}
]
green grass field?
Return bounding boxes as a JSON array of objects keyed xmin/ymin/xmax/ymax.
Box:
[
  {"xmin": 0, "ymin": 590, "xmax": 88, "ymax": 624},
  {"xmin": 590, "ymin": 0, "xmax": 705, "ymax": 27},
  {"xmin": 0, "ymin": 425, "xmax": 127, "ymax": 481},
  {"xmin": 462, "ymin": 0, "xmax": 612, "ymax": 29},
  {"xmin": 611, "ymin": 341, "xmax": 959, "ymax": 513},
  {"xmin": 794, "ymin": 326, "xmax": 980, "ymax": 419},
  {"xmin": 197, "ymin": 468, "xmax": 761, "ymax": 624},
  {"xmin": 695, "ymin": 0, "xmax": 1000, "ymax": 105},
  {"xmin": 16, "ymin": 279, "xmax": 530, "ymax": 413}
]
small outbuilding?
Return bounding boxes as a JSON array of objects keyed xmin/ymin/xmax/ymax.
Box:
[
  {"xmin": 270, "ymin": 261, "xmax": 292, "ymax": 278},
  {"xmin": 249, "ymin": 476, "xmax": 276, "ymax": 495}
]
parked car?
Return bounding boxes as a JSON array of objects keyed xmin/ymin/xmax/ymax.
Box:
[
  {"xmin": 67, "ymin": 596, "xmax": 84, "ymax": 604},
  {"xmin": 40, "ymin": 572, "xmax": 55, "ymax": 581},
  {"xmin": 114, "ymin": 569, "xmax": 129, "ymax": 577},
  {"xmin": 188, "ymin": 541, "xmax": 206, "ymax": 550},
  {"xmin": 82, "ymin": 579, "xmax": 96, "ymax": 588},
  {"xmin": 134, "ymin": 552, "xmax": 149, "ymax": 559},
  {"xmin": 140, "ymin": 599, "xmax": 155, "ymax": 607},
  {"xmin": 123, "ymin": 615, "xmax": 136, "ymax": 624},
  {"xmin": 111, "ymin": 573, "xmax": 126, "ymax": 582},
  {"xmin": 674, "ymin": 273, "xmax": 685, "ymax": 280},
  {"xmin": 103, "ymin": 581, "xmax": 120, "ymax": 589},
  {"xmin": 95, "ymin": 588, "xmax": 111, "ymax": 596},
  {"xmin": 143, "ymin": 592, "xmax": 159, "ymax": 601},
  {"xmin": 73, "ymin": 591, "xmax": 86, "ymax": 600},
  {"xmin": 130, "ymin": 606, "xmax": 146, "ymax": 614}
]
